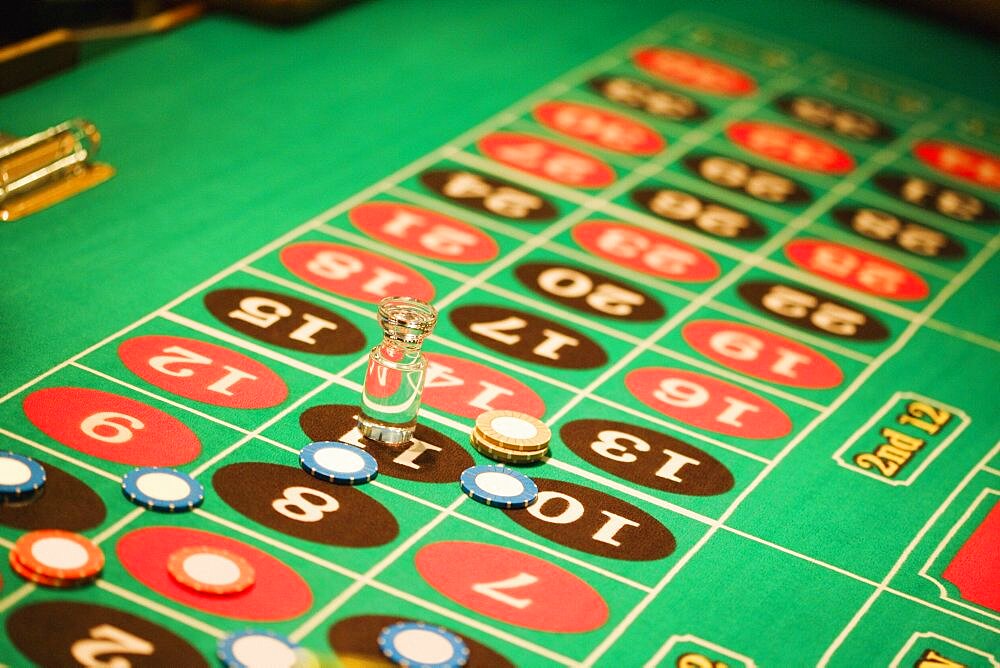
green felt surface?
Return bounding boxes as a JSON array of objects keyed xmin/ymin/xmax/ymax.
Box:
[
  {"xmin": 0, "ymin": 1, "xmax": 999, "ymax": 666},
  {"xmin": 1, "ymin": 0, "xmax": 997, "ymax": 392}
]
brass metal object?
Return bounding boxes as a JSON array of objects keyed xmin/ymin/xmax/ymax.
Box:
[{"xmin": 0, "ymin": 119, "xmax": 115, "ymax": 222}]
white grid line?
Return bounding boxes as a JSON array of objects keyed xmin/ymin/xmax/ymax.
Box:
[
  {"xmin": 0, "ymin": 585, "xmax": 35, "ymax": 617},
  {"xmin": 367, "ymin": 481, "xmax": 655, "ymax": 593},
  {"xmin": 916, "ymin": 487, "xmax": 1000, "ymax": 622},
  {"xmin": 95, "ymin": 580, "xmax": 226, "ymax": 639},
  {"xmin": 288, "ymin": 495, "xmax": 466, "ymax": 643},
  {"xmin": 819, "ymin": 441, "xmax": 1000, "ymax": 665},
  {"xmin": 0, "ymin": 428, "xmax": 120, "ymax": 482},
  {"xmin": 70, "ymin": 361, "xmax": 257, "ymax": 438}
]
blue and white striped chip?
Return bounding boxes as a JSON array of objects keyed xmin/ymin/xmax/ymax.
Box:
[
  {"xmin": 217, "ymin": 629, "xmax": 317, "ymax": 668},
  {"xmin": 0, "ymin": 451, "xmax": 45, "ymax": 498},
  {"xmin": 377, "ymin": 621, "xmax": 470, "ymax": 668},
  {"xmin": 459, "ymin": 464, "xmax": 538, "ymax": 510},
  {"xmin": 121, "ymin": 467, "xmax": 204, "ymax": 512},
  {"xmin": 299, "ymin": 441, "xmax": 378, "ymax": 485}
]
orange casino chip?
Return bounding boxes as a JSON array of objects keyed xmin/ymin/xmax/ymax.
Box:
[
  {"xmin": 8, "ymin": 549, "xmax": 94, "ymax": 587},
  {"xmin": 167, "ymin": 545, "xmax": 256, "ymax": 595},
  {"xmin": 11, "ymin": 530, "xmax": 104, "ymax": 581}
]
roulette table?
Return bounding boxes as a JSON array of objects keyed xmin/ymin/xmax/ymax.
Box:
[{"xmin": 0, "ymin": 1, "xmax": 998, "ymax": 665}]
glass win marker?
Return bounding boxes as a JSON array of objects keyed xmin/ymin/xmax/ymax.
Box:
[{"xmin": 357, "ymin": 296, "xmax": 438, "ymax": 445}]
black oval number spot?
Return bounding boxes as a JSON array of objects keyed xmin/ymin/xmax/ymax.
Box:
[
  {"xmin": 213, "ymin": 462, "xmax": 398, "ymax": 547},
  {"xmin": 872, "ymin": 171, "xmax": 999, "ymax": 224},
  {"xmin": 683, "ymin": 154, "xmax": 812, "ymax": 204},
  {"xmin": 7, "ymin": 601, "xmax": 207, "ymax": 667},
  {"xmin": 587, "ymin": 75, "xmax": 707, "ymax": 122},
  {"xmin": 204, "ymin": 288, "xmax": 366, "ymax": 355},
  {"xmin": 450, "ymin": 305, "xmax": 608, "ymax": 369},
  {"xmin": 631, "ymin": 187, "xmax": 767, "ymax": 239},
  {"xmin": 774, "ymin": 94, "xmax": 894, "ymax": 141},
  {"xmin": 329, "ymin": 615, "xmax": 514, "ymax": 668},
  {"xmin": 514, "ymin": 263, "xmax": 665, "ymax": 322},
  {"xmin": 560, "ymin": 418, "xmax": 734, "ymax": 496},
  {"xmin": 737, "ymin": 280, "xmax": 889, "ymax": 341},
  {"xmin": 0, "ymin": 459, "xmax": 106, "ymax": 531},
  {"xmin": 420, "ymin": 169, "xmax": 558, "ymax": 221},
  {"xmin": 505, "ymin": 477, "xmax": 675, "ymax": 560},
  {"xmin": 299, "ymin": 404, "xmax": 473, "ymax": 482},
  {"xmin": 831, "ymin": 207, "xmax": 965, "ymax": 259}
]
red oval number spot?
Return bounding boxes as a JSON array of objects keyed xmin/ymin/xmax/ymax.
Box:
[
  {"xmin": 785, "ymin": 240, "xmax": 929, "ymax": 300},
  {"xmin": 280, "ymin": 241, "xmax": 434, "ymax": 303},
  {"xmin": 682, "ymin": 320, "xmax": 843, "ymax": 389},
  {"xmin": 423, "ymin": 353, "xmax": 545, "ymax": 419},
  {"xmin": 727, "ymin": 121, "xmax": 855, "ymax": 174},
  {"xmin": 625, "ymin": 368, "xmax": 792, "ymax": 439},
  {"xmin": 22, "ymin": 387, "xmax": 201, "ymax": 465},
  {"xmin": 349, "ymin": 203, "xmax": 499, "ymax": 263},
  {"xmin": 117, "ymin": 527, "xmax": 311, "ymax": 621},
  {"xmin": 572, "ymin": 220, "xmax": 720, "ymax": 282},
  {"xmin": 477, "ymin": 133, "xmax": 616, "ymax": 188},
  {"xmin": 913, "ymin": 140, "xmax": 1000, "ymax": 190},
  {"xmin": 415, "ymin": 541, "xmax": 608, "ymax": 632},
  {"xmin": 533, "ymin": 101, "xmax": 665, "ymax": 155},
  {"xmin": 633, "ymin": 47, "xmax": 756, "ymax": 97},
  {"xmin": 118, "ymin": 335, "xmax": 288, "ymax": 409}
]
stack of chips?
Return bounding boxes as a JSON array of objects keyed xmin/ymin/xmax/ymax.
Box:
[
  {"xmin": 470, "ymin": 410, "xmax": 551, "ymax": 465},
  {"xmin": 9, "ymin": 530, "xmax": 104, "ymax": 588}
]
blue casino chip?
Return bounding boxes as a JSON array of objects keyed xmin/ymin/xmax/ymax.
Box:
[
  {"xmin": 377, "ymin": 621, "xmax": 470, "ymax": 668},
  {"xmin": 217, "ymin": 629, "xmax": 316, "ymax": 668},
  {"xmin": 121, "ymin": 467, "xmax": 204, "ymax": 512},
  {"xmin": 0, "ymin": 451, "xmax": 46, "ymax": 498},
  {"xmin": 299, "ymin": 441, "xmax": 378, "ymax": 485},
  {"xmin": 459, "ymin": 464, "xmax": 538, "ymax": 510}
]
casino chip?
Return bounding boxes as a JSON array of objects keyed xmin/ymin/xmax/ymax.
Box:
[
  {"xmin": 377, "ymin": 621, "xmax": 470, "ymax": 668},
  {"xmin": 299, "ymin": 441, "xmax": 378, "ymax": 485},
  {"xmin": 217, "ymin": 629, "xmax": 318, "ymax": 668},
  {"xmin": 0, "ymin": 451, "xmax": 46, "ymax": 498},
  {"xmin": 469, "ymin": 433, "xmax": 547, "ymax": 465},
  {"xmin": 121, "ymin": 467, "xmax": 204, "ymax": 512},
  {"xmin": 470, "ymin": 410, "xmax": 549, "ymax": 465},
  {"xmin": 459, "ymin": 465, "xmax": 538, "ymax": 509},
  {"xmin": 8, "ymin": 550, "xmax": 84, "ymax": 588},
  {"xmin": 11, "ymin": 530, "xmax": 104, "ymax": 585},
  {"xmin": 475, "ymin": 410, "xmax": 551, "ymax": 451},
  {"xmin": 167, "ymin": 545, "xmax": 255, "ymax": 595}
]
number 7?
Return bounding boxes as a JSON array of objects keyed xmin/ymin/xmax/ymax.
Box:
[{"xmin": 471, "ymin": 572, "xmax": 538, "ymax": 609}]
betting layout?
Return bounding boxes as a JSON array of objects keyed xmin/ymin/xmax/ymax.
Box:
[{"xmin": 1, "ymin": 14, "xmax": 999, "ymax": 668}]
